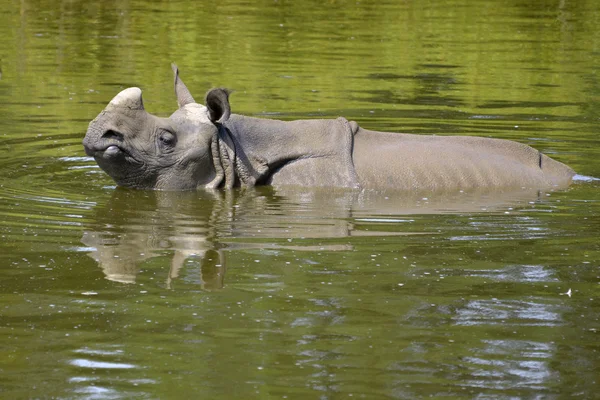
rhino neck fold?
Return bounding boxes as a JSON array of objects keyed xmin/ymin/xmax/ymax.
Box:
[
  {"xmin": 220, "ymin": 115, "xmax": 360, "ymax": 188},
  {"xmin": 205, "ymin": 124, "xmax": 269, "ymax": 189}
]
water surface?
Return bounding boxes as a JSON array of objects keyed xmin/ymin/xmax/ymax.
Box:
[{"xmin": 1, "ymin": 0, "xmax": 599, "ymax": 398}]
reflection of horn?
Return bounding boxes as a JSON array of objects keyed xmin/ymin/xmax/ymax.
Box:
[
  {"xmin": 166, "ymin": 249, "xmax": 192, "ymax": 290},
  {"xmin": 165, "ymin": 249, "xmax": 225, "ymax": 290},
  {"xmin": 200, "ymin": 249, "xmax": 226, "ymax": 291},
  {"xmin": 107, "ymin": 87, "xmax": 145, "ymax": 110},
  {"xmin": 172, "ymin": 63, "xmax": 196, "ymax": 108}
]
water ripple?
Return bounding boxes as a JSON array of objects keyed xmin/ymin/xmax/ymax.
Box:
[{"xmin": 69, "ymin": 359, "xmax": 136, "ymax": 369}]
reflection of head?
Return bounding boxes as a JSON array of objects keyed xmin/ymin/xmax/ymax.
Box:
[
  {"xmin": 82, "ymin": 230, "xmax": 144, "ymax": 284},
  {"xmin": 82, "ymin": 188, "xmax": 225, "ymax": 288}
]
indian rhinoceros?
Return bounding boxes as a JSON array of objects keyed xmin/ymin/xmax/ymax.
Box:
[{"xmin": 83, "ymin": 65, "xmax": 575, "ymax": 191}]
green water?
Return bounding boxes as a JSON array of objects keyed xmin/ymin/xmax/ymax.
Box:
[{"xmin": 1, "ymin": 0, "xmax": 599, "ymax": 398}]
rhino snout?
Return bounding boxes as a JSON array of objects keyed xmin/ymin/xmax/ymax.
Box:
[{"xmin": 83, "ymin": 125, "xmax": 125, "ymax": 155}]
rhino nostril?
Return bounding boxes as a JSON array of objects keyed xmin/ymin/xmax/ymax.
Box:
[{"xmin": 102, "ymin": 129, "xmax": 124, "ymax": 141}]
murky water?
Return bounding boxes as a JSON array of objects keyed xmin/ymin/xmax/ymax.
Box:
[{"xmin": 1, "ymin": 0, "xmax": 599, "ymax": 398}]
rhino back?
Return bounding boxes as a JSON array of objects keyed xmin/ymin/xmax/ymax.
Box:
[{"xmin": 352, "ymin": 127, "xmax": 574, "ymax": 191}]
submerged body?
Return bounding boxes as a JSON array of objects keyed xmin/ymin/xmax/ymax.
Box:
[{"xmin": 83, "ymin": 65, "xmax": 575, "ymax": 192}]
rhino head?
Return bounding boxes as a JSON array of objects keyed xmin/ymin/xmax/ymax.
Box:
[{"xmin": 83, "ymin": 65, "xmax": 231, "ymax": 190}]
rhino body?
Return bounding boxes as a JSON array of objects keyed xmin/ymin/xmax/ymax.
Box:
[{"xmin": 83, "ymin": 65, "xmax": 574, "ymax": 192}]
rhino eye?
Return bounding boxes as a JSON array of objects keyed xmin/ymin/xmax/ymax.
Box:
[{"xmin": 158, "ymin": 131, "xmax": 176, "ymax": 147}]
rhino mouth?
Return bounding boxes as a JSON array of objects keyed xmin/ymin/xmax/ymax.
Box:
[
  {"xmin": 84, "ymin": 142, "xmax": 133, "ymax": 160},
  {"xmin": 103, "ymin": 145, "xmax": 121, "ymax": 156}
]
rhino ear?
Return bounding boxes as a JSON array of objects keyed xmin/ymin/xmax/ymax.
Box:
[
  {"xmin": 205, "ymin": 88, "xmax": 231, "ymax": 124},
  {"xmin": 171, "ymin": 63, "xmax": 196, "ymax": 108}
]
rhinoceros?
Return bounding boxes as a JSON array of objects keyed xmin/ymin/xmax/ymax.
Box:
[{"xmin": 83, "ymin": 65, "xmax": 575, "ymax": 191}]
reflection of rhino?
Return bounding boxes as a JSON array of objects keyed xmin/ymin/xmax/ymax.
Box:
[
  {"xmin": 83, "ymin": 65, "xmax": 575, "ymax": 191},
  {"xmin": 82, "ymin": 187, "xmax": 548, "ymax": 287}
]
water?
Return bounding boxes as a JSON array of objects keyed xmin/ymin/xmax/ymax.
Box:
[{"xmin": 1, "ymin": 0, "xmax": 599, "ymax": 398}]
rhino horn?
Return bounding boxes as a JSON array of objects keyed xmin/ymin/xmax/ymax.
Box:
[
  {"xmin": 172, "ymin": 63, "xmax": 196, "ymax": 108},
  {"xmin": 107, "ymin": 87, "xmax": 145, "ymax": 110}
]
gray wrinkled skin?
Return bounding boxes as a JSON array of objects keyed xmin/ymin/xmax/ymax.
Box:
[{"xmin": 83, "ymin": 65, "xmax": 575, "ymax": 192}]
